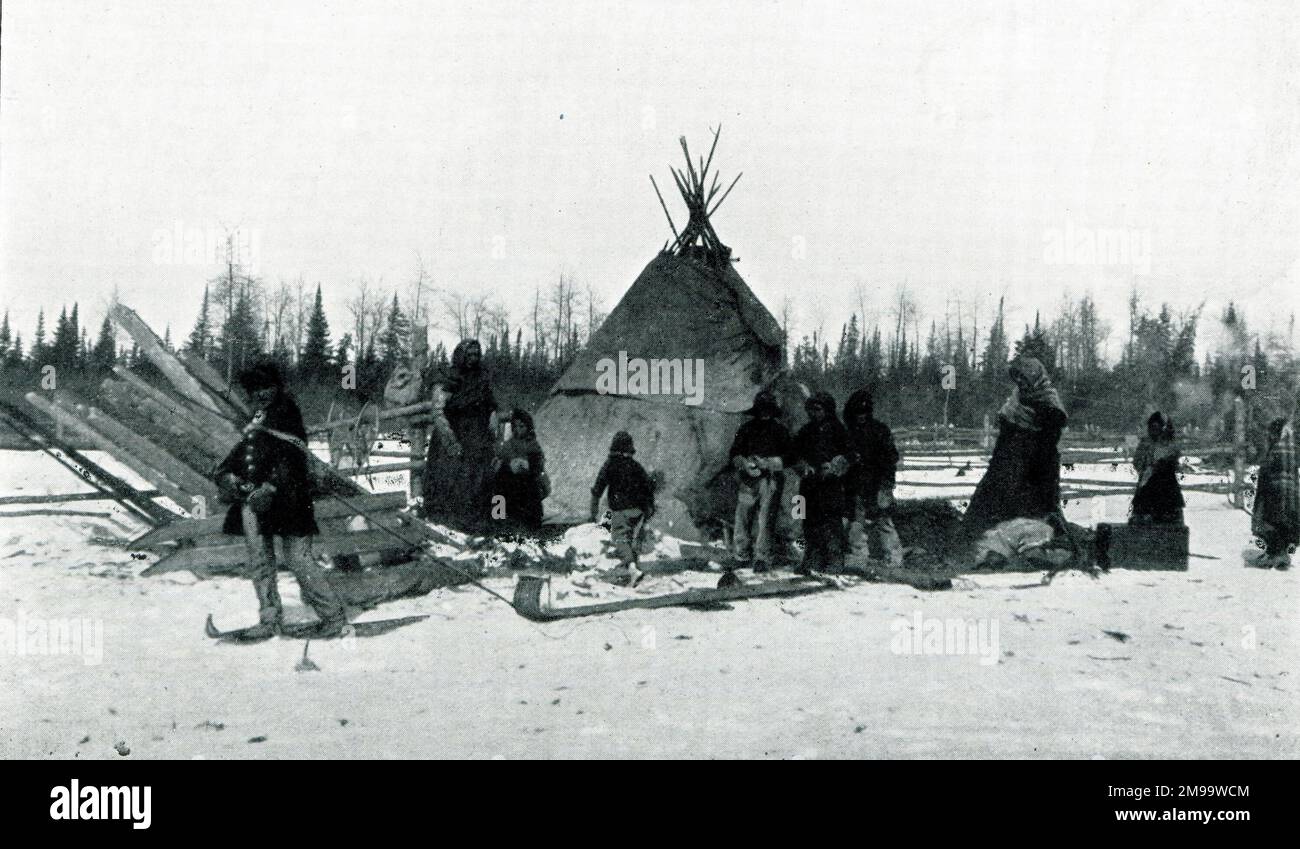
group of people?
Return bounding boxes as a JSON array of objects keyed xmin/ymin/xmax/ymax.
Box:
[
  {"xmin": 723, "ymin": 386, "xmax": 903, "ymax": 585},
  {"xmin": 211, "ymin": 344, "xmax": 1299, "ymax": 634}
]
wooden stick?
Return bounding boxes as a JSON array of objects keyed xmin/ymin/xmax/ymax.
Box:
[
  {"xmin": 0, "ymin": 489, "xmax": 161, "ymax": 506},
  {"xmin": 707, "ymin": 172, "xmax": 743, "ymax": 217},
  {"xmin": 306, "ymin": 401, "xmax": 433, "ymax": 434},
  {"xmin": 338, "ymin": 461, "xmax": 426, "ymax": 476},
  {"xmin": 700, "ymin": 125, "xmax": 722, "ymax": 186},
  {"xmin": 649, "ymin": 175, "xmax": 679, "ymax": 240},
  {"xmin": 0, "ymin": 508, "xmax": 116, "ymax": 519},
  {"xmin": 680, "ymin": 136, "xmax": 702, "ymax": 195}
]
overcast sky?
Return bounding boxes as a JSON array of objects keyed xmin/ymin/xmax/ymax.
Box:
[{"xmin": 2, "ymin": 0, "xmax": 1297, "ymax": 360}]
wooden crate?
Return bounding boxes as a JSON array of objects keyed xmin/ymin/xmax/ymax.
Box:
[{"xmin": 1096, "ymin": 522, "xmax": 1189, "ymax": 571}]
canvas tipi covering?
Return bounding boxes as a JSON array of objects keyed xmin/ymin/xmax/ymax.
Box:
[{"xmin": 535, "ymin": 131, "xmax": 797, "ymax": 537}]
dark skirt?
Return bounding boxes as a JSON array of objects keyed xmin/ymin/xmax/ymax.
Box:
[
  {"xmin": 488, "ymin": 468, "xmax": 545, "ymax": 530},
  {"xmin": 423, "ymin": 434, "xmax": 495, "ymax": 530},
  {"xmin": 964, "ymin": 422, "xmax": 1061, "ymax": 534}
]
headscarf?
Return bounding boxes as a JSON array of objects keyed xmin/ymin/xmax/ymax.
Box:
[
  {"xmin": 998, "ymin": 356, "xmax": 1066, "ymax": 431},
  {"xmin": 443, "ymin": 339, "xmax": 494, "ymax": 415}
]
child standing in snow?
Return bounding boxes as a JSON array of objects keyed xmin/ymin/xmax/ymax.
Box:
[
  {"xmin": 589, "ymin": 431, "xmax": 655, "ymax": 585},
  {"xmin": 489, "ymin": 409, "xmax": 548, "ymax": 532}
]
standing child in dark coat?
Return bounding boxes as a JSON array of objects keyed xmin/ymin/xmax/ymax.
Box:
[
  {"xmin": 489, "ymin": 408, "xmax": 547, "ymax": 532},
  {"xmin": 792, "ymin": 392, "xmax": 851, "ymax": 574},
  {"xmin": 844, "ymin": 388, "xmax": 904, "ymax": 568},
  {"xmin": 214, "ymin": 362, "xmax": 346, "ymax": 640},
  {"xmin": 589, "ymin": 431, "xmax": 655, "ymax": 586}
]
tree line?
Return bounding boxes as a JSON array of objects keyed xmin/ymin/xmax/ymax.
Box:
[{"xmin": 2, "ymin": 258, "xmax": 1295, "ymax": 438}]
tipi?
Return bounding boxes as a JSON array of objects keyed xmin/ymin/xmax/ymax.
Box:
[{"xmin": 535, "ymin": 129, "xmax": 799, "ymax": 538}]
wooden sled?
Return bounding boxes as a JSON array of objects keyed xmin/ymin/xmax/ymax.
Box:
[{"xmin": 511, "ymin": 573, "xmax": 838, "ymax": 622}]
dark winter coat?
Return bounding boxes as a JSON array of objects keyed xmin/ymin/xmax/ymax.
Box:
[
  {"xmin": 216, "ymin": 392, "xmax": 319, "ymax": 538},
  {"xmin": 1131, "ymin": 437, "xmax": 1184, "ymax": 523},
  {"xmin": 843, "ymin": 389, "xmax": 899, "ymax": 516},
  {"xmin": 793, "ymin": 399, "xmax": 851, "ymax": 528},
  {"xmin": 490, "ymin": 434, "xmax": 547, "ymax": 528},
  {"xmin": 729, "ymin": 416, "xmax": 793, "ymax": 463},
  {"xmin": 423, "ymin": 340, "xmax": 498, "ymax": 527},
  {"xmin": 591, "ymin": 454, "xmax": 655, "ymax": 514},
  {"xmin": 963, "ymin": 363, "xmax": 1067, "ymax": 534}
]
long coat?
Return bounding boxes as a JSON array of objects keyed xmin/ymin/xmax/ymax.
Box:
[
  {"xmin": 1131, "ymin": 438, "xmax": 1184, "ymax": 523},
  {"xmin": 964, "ymin": 405, "xmax": 1067, "ymax": 534},
  {"xmin": 793, "ymin": 417, "xmax": 850, "ymax": 528},
  {"xmin": 216, "ymin": 393, "xmax": 319, "ymax": 538},
  {"xmin": 1253, "ymin": 423, "xmax": 1299, "ymax": 546},
  {"xmin": 422, "ymin": 358, "xmax": 497, "ymax": 528},
  {"xmin": 489, "ymin": 436, "xmax": 547, "ymax": 529}
]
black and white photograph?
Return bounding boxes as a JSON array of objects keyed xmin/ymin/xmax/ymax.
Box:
[{"xmin": 0, "ymin": 0, "xmax": 1297, "ymax": 774}]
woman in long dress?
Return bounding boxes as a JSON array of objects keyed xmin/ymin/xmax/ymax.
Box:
[
  {"xmin": 964, "ymin": 356, "xmax": 1068, "ymax": 535},
  {"xmin": 421, "ymin": 339, "xmax": 498, "ymax": 530},
  {"xmin": 1131, "ymin": 411, "xmax": 1184, "ymax": 524}
]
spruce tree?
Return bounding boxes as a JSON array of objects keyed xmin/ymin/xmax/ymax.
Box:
[
  {"xmin": 379, "ymin": 292, "xmax": 410, "ymax": 367},
  {"xmin": 0, "ymin": 311, "xmax": 11, "ymax": 359},
  {"xmin": 187, "ymin": 285, "xmax": 212, "ymax": 358},
  {"xmin": 300, "ymin": 284, "xmax": 332, "ymax": 380},
  {"xmin": 92, "ymin": 316, "xmax": 116, "ymax": 374},
  {"xmin": 32, "ymin": 308, "xmax": 47, "ymax": 365}
]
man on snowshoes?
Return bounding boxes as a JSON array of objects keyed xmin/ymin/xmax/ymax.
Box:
[{"xmin": 214, "ymin": 361, "xmax": 347, "ymax": 640}]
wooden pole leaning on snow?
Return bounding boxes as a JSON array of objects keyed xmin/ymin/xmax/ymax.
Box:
[
  {"xmin": 110, "ymin": 303, "xmax": 230, "ymax": 419},
  {"xmin": 25, "ymin": 393, "xmax": 190, "ymax": 515}
]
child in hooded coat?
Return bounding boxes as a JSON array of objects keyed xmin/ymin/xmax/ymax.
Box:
[
  {"xmin": 489, "ymin": 408, "xmax": 547, "ymax": 532},
  {"xmin": 792, "ymin": 392, "xmax": 851, "ymax": 574}
]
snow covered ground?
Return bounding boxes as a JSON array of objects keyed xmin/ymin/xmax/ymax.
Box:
[{"xmin": 1, "ymin": 448, "xmax": 1296, "ymax": 759}]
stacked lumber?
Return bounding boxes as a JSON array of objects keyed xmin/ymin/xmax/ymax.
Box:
[{"xmin": 19, "ymin": 302, "xmax": 453, "ymax": 580}]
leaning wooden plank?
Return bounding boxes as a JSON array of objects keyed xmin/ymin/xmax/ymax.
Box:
[
  {"xmin": 50, "ymin": 390, "xmax": 216, "ymax": 497},
  {"xmin": 69, "ymin": 400, "xmax": 221, "ymax": 503},
  {"xmin": 177, "ymin": 349, "xmax": 251, "ymax": 418},
  {"xmin": 1, "ymin": 399, "xmax": 172, "ymax": 526},
  {"xmin": 131, "ymin": 491, "xmax": 408, "ymax": 548},
  {"xmin": 0, "ymin": 489, "xmax": 161, "ymax": 506},
  {"xmin": 26, "ymin": 393, "xmax": 193, "ymax": 513},
  {"xmin": 110, "ymin": 303, "xmax": 230, "ymax": 419},
  {"xmin": 99, "ymin": 377, "xmax": 233, "ymax": 464},
  {"xmin": 141, "ymin": 529, "xmax": 424, "ymax": 577},
  {"xmin": 111, "ymin": 365, "xmax": 242, "ymax": 445}
]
